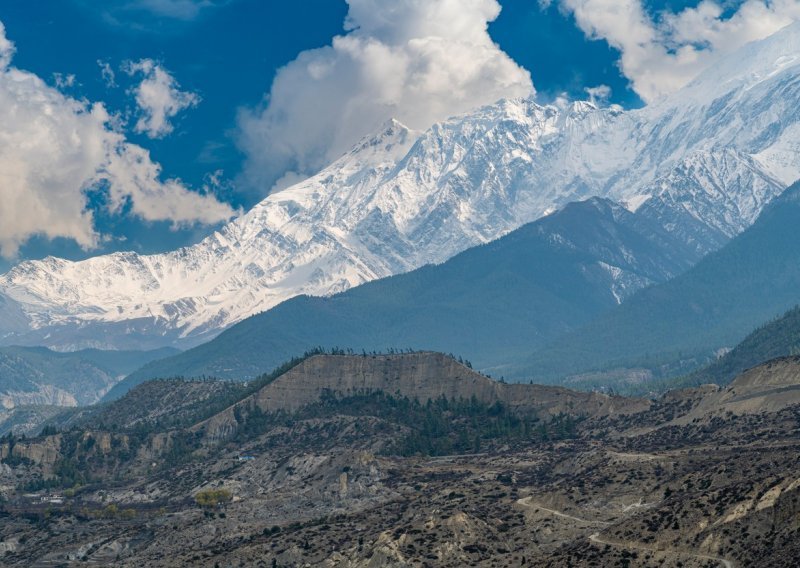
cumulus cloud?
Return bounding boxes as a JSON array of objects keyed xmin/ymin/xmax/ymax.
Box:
[
  {"xmin": 558, "ymin": 0, "xmax": 800, "ymax": 102},
  {"xmin": 124, "ymin": 58, "xmax": 200, "ymax": 138},
  {"xmin": 237, "ymin": 0, "xmax": 533, "ymax": 194},
  {"xmin": 0, "ymin": 22, "xmax": 236, "ymax": 259}
]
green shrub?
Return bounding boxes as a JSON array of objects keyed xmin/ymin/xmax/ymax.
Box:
[{"xmin": 194, "ymin": 488, "xmax": 233, "ymax": 508}]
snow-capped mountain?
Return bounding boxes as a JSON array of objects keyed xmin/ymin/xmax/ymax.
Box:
[{"xmin": 2, "ymin": 22, "xmax": 800, "ymax": 351}]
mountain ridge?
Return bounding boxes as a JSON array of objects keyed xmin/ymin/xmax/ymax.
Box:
[
  {"xmin": 509, "ymin": 181, "xmax": 800, "ymax": 383},
  {"xmin": 3, "ymin": 23, "xmax": 800, "ymax": 350},
  {"xmin": 109, "ymin": 195, "xmax": 702, "ymax": 395}
]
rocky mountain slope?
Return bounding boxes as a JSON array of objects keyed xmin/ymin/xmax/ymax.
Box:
[
  {"xmin": 0, "ymin": 405, "xmax": 71, "ymax": 437},
  {"xmin": 3, "ymin": 23, "xmax": 800, "ymax": 350},
  {"xmin": 115, "ymin": 196, "xmax": 702, "ymax": 390},
  {"xmin": 677, "ymin": 356, "xmax": 800, "ymax": 419},
  {"xmin": 510, "ymin": 181, "xmax": 800, "ymax": 383},
  {"xmin": 0, "ymin": 378, "xmax": 242, "ymax": 437},
  {"xmin": 0, "ymin": 346, "xmax": 178, "ymax": 408},
  {"xmin": 2, "ymin": 352, "xmax": 800, "ymax": 566}
]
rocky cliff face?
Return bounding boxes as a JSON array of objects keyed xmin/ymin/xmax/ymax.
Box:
[
  {"xmin": 197, "ymin": 353, "xmax": 649, "ymax": 441},
  {"xmin": 0, "ymin": 385, "xmax": 77, "ymax": 409},
  {"xmin": 0, "ymin": 434, "xmax": 62, "ymax": 473}
]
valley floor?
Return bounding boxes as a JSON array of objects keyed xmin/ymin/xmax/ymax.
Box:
[{"xmin": 2, "ymin": 422, "xmax": 799, "ymax": 566}]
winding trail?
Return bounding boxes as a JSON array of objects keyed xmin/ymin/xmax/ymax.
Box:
[
  {"xmin": 516, "ymin": 496, "xmax": 610, "ymax": 526},
  {"xmin": 517, "ymin": 496, "xmax": 733, "ymax": 568}
]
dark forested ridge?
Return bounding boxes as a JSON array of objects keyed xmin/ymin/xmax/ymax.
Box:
[
  {"xmin": 509, "ymin": 182, "xmax": 800, "ymax": 383},
  {"xmin": 688, "ymin": 305, "xmax": 800, "ymax": 386}
]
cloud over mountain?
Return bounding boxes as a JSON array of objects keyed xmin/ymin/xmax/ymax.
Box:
[
  {"xmin": 559, "ymin": 0, "xmax": 800, "ymax": 102},
  {"xmin": 237, "ymin": 0, "xmax": 533, "ymax": 194}
]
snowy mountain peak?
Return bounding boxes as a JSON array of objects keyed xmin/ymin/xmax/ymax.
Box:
[
  {"xmin": 343, "ymin": 117, "xmax": 418, "ymax": 164},
  {"xmin": 2, "ymin": 23, "xmax": 800, "ymax": 350}
]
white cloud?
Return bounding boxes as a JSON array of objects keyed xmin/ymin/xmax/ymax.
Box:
[
  {"xmin": 97, "ymin": 59, "xmax": 117, "ymax": 87},
  {"xmin": 53, "ymin": 72, "xmax": 76, "ymax": 89},
  {"xmin": 124, "ymin": 58, "xmax": 200, "ymax": 138},
  {"xmin": 0, "ymin": 22, "xmax": 13, "ymax": 68},
  {"xmin": 584, "ymin": 84, "xmax": 611, "ymax": 105},
  {"xmin": 237, "ymin": 0, "xmax": 533, "ymax": 194},
  {"xmin": 0, "ymin": 22, "xmax": 236, "ymax": 259},
  {"xmin": 559, "ymin": 0, "xmax": 800, "ymax": 102}
]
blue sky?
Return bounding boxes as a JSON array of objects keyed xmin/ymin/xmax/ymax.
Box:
[
  {"xmin": 0, "ymin": 0, "xmax": 792, "ymax": 270},
  {"xmin": 0, "ymin": 0, "xmax": 350, "ymax": 269},
  {"xmin": 491, "ymin": 0, "xmax": 640, "ymax": 106}
]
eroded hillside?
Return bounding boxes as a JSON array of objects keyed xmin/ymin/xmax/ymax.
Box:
[{"xmin": 0, "ymin": 353, "xmax": 798, "ymax": 566}]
